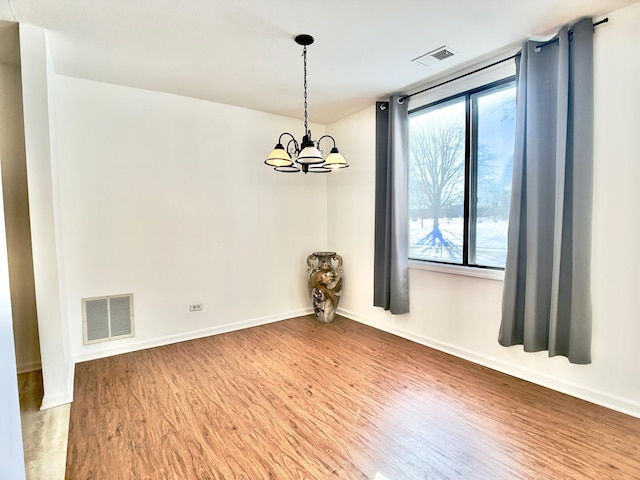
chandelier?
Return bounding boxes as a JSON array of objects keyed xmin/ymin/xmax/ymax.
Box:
[{"xmin": 264, "ymin": 34, "xmax": 348, "ymax": 174}]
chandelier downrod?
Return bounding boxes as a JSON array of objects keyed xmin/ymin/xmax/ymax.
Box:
[{"xmin": 297, "ymin": 34, "xmax": 313, "ymax": 139}]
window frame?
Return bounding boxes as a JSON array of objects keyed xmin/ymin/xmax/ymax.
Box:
[{"xmin": 408, "ymin": 75, "xmax": 516, "ymax": 273}]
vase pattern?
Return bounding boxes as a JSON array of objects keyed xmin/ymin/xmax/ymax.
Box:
[{"xmin": 306, "ymin": 252, "xmax": 343, "ymax": 323}]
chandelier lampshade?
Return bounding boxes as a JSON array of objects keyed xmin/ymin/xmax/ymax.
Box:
[
  {"xmin": 265, "ymin": 143, "xmax": 293, "ymax": 167},
  {"xmin": 324, "ymin": 147, "xmax": 348, "ymax": 169},
  {"xmin": 296, "ymin": 138, "xmax": 324, "ymax": 165}
]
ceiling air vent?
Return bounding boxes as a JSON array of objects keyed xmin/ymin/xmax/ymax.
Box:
[{"xmin": 412, "ymin": 46, "xmax": 457, "ymax": 67}]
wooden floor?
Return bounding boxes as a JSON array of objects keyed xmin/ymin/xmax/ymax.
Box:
[{"xmin": 67, "ymin": 315, "xmax": 640, "ymax": 479}]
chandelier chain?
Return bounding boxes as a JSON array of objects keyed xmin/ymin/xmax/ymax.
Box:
[{"xmin": 303, "ymin": 45, "xmax": 308, "ymax": 137}]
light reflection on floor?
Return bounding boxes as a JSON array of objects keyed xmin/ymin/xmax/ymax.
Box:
[{"xmin": 367, "ymin": 386, "xmax": 516, "ymax": 478}]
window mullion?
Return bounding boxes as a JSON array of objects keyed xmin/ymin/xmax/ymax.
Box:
[
  {"xmin": 468, "ymin": 94, "xmax": 479, "ymax": 266},
  {"xmin": 462, "ymin": 93, "xmax": 471, "ymax": 265}
]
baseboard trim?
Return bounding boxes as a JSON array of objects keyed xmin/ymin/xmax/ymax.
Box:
[
  {"xmin": 66, "ymin": 360, "xmax": 75, "ymax": 403},
  {"xmin": 338, "ymin": 308, "xmax": 640, "ymax": 419},
  {"xmin": 41, "ymin": 389, "xmax": 73, "ymax": 410},
  {"xmin": 17, "ymin": 360, "xmax": 42, "ymax": 374},
  {"xmin": 73, "ymin": 308, "xmax": 314, "ymax": 364},
  {"xmin": 40, "ymin": 361, "xmax": 75, "ymax": 410}
]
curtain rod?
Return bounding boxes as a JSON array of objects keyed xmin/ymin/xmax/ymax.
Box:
[{"xmin": 399, "ymin": 17, "xmax": 608, "ymax": 102}]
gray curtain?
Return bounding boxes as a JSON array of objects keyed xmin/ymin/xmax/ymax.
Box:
[
  {"xmin": 499, "ymin": 17, "xmax": 594, "ymax": 364},
  {"xmin": 374, "ymin": 96, "xmax": 409, "ymax": 314}
]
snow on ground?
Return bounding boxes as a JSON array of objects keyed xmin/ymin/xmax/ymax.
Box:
[{"xmin": 409, "ymin": 217, "xmax": 508, "ymax": 267}]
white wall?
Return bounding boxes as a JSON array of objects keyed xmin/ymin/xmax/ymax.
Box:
[
  {"xmin": 590, "ymin": 1, "xmax": 640, "ymax": 400},
  {"xmin": 0, "ymin": 57, "xmax": 41, "ymax": 374},
  {"xmin": 52, "ymin": 75, "xmax": 329, "ymax": 362},
  {"xmin": 328, "ymin": 2, "xmax": 640, "ymax": 418},
  {"xmin": 0, "ymin": 22, "xmax": 27, "ymax": 477},
  {"xmin": 0, "ymin": 145, "xmax": 27, "ymax": 480},
  {"xmin": 20, "ymin": 24, "xmax": 73, "ymax": 408}
]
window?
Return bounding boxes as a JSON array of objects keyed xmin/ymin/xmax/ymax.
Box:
[{"xmin": 408, "ymin": 78, "xmax": 516, "ymax": 269}]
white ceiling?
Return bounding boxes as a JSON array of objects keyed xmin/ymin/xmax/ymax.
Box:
[{"xmin": 1, "ymin": 0, "xmax": 637, "ymax": 124}]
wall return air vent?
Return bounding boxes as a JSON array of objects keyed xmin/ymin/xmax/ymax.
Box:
[
  {"xmin": 412, "ymin": 46, "xmax": 457, "ymax": 67},
  {"xmin": 82, "ymin": 294, "xmax": 135, "ymax": 344}
]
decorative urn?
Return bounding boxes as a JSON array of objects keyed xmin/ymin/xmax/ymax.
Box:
[{"xmin": 306, "ymin": 251, "xmax": 343, "ymax": 323}]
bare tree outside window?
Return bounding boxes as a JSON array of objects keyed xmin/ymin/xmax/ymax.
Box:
[{"xmin": 409, "ymin": 99, "xmax": 466, "ymax": 263}]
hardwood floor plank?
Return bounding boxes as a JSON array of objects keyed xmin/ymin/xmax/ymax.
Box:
[{"xmin": 67, "ymin": 315, "xmax": 640, "ymax": 479}]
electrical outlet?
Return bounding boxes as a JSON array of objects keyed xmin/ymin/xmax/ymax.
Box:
[{"xmin": 189, "ymin": 304, "xmax": 203, "ymax": 312}]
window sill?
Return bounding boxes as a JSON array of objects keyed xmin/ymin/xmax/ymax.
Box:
[{"xmin": 408, "ymin": 259, "xmax": 505, "ymax": 281}]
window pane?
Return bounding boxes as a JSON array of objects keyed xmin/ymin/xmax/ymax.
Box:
[
  {"xmin": 472, "ymin": 85, "xmax": 516, "ymax": 268},
  {"xmin": 409, "ymin": 98, "xmax": 466, "ymax": 264}
]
